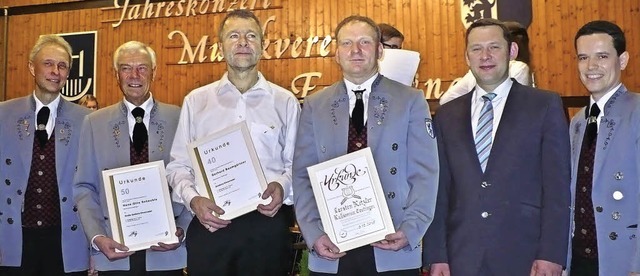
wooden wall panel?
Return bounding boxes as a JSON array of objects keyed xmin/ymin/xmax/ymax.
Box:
[{"xmin": 1, "ymin": 0, "xmax": 640, "ymax": 109}]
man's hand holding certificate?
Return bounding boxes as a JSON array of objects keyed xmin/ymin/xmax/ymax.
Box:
[
  {"xmin": 306, "ymin": 148, "xmax": 395, "ymax": 252},
  {"xmin": 188, "ymin": 122, "xmax": 270, "ymax": 222}
]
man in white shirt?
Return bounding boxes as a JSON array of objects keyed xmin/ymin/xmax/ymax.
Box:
[{"xmin": 166, "ymin": 10, "xmax": 300, "ymax": 276}]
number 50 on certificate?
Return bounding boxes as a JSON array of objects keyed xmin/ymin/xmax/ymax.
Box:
[{"xmin": 102, "ymin": 160, "xmax": 178, "ymax": 252}]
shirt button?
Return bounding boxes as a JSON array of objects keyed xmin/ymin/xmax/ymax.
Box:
[
  {"xmin": 609, "ymin": 232, "xmax": 618, "ymax": 240},
  {"xmin": 389, "ymin": 167, "xmax": 397, "ymax": 175},
  {"xmin": 39, "ymin": 155, "xmax": 45, "ymax": 160},
  {"xmin": 585, "ymin": 248, "xmax": 591, "ymax": 254},
  {"xmin": 4, "ymin": 179, "xmax": 9, "ymax": 186},
  {"xmin": 71, "ymin": 224, "xmax": 78, "ymax": 231},
  {"xmin": 36, "ymin": 204, "xmax": 42, "ymax": 209},
  {"xmin": 581, "ymin": 229, "xmax": 587, "ymax": 235},
  {"xmin": 481, "ymin": 181, "xmax": 491, "ymax": 188},
  {"xmin": 5, "ymin": 159, "xmax": 11, "ymax": 165},
  {"xmin": 581, "ymin": 186, "xmax": 587, "ymax": 192},
  {"xmin": 596, "ymin": 206, "xmax": 603, "ymax": 213},
  {"xmin": 584, "ymin": 166, "xmax": 589, "ymax": 172},
  {"xmin": 37, "ymin": 221, "xmax": 42, "ymax": 226},
  {"xmin": 37, "ymin": 171, "xmax": 43, "ymax": 176},
  {"xmin": 580, "ymin": 207, "xmax": 585, "ymax": 213},
  {"xmin": 7, "ymin": 218, "xmax": 13, "ymax": 224},
  {"xmin": 36, "ymin": 188, "xmax": 42, "ymax": 193},
  {"xmin": 481, "ymin": 212, "xmax": 490, "ymax": 218},
  {"xmin": 387, "ymin": 192, "xmax": 395, "ymax": 199}
]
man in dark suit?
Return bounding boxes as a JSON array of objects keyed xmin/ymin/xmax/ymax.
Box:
[
  {"xmin": 0, "ymin": 35, "xmax": 90, "ymax": 275},
  {"xmin": 423, "ymin": 18, "xmax": 571, "ymax": 276},
  {"xmin": 293, "ymin": 15, "xmax": 439, "ymax": 275},
  {"xmin": 73, "ymin": 41, "xmax": 190, "ymax": 275}
]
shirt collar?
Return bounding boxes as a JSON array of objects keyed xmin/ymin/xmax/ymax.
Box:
[
  {"xmin": 343, "ymin": 73, "xmax": 379, "ymax": 93},
  {"xmin": 217, "ymin": 72, "xmax": 271, "ymax": 95},
  {"xmin": 33, "ymin": 92, "xmax": 61, "ymax": 116},
  {"xmin": 124, "ymin": 93, "xmax": 154, "ymax": 117},
  {"xmin": 589, "ymin": 83, "xmax": 622, "ymax": 115},
  {"xmin": 473, "ymin": 78, "xmax": 513, "ymax": 102}
]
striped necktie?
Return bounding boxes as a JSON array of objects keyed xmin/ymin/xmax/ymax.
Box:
[{"xmin": 475, "ymin": 93, "xmax": 497, "ymax": 172}]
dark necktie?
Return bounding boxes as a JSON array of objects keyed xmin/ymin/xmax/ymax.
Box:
[
  {"xmin": 132, "ymin": 107, "xmax": 147, "ymax": 154},
  {"xmin": 352, "ymin": 89, "xmax": 365, "ymax": 134},
  {"xmin": 584, "ymin": 103, "xmax": 600, "ymax": 145},
  {"xmin": 35, "ymin": 106, "xmax": 50, "ymax": 148}
]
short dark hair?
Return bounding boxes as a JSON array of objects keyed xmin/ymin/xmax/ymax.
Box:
[
  {"xmin": 574, "ymin": 20, "xmax": 625, "ymax": 56},
  {"xmin": 378, "ymin": 23, "xmax": 404, "ymax": 42},
  {"xmin": 335, "ymin": 15, "xmax": 381, "ymax": 44},
  {"xmin": 466, "ymin": 18, "xmax": 513, "ymax": 46},
  {"xmin": 504, "ymin": 21, "xmax": 530, "ymax": 64},
  {"xmin": 218, "ymin": 10, "xmax": 263, "ymax": 43}
]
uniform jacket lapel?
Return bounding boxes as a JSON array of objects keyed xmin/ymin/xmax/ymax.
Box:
[
  {"xmin": 367, "ymin": 76, "xmax": 389, "ymax": 154},
  {"xmin": 329, "ymin": 81, "xmax": 350, "ymax": 156},
  {"xmin": 109, "ymin": 101, "xmax": 132, "ymax": 167},
  {"xmin": 593, "ymin": 87, "xmax": 626, "ymax": 176},
  {"xmin": 18, "ymin": 97, "xmax": 36, "ymax": 179},
  {"xmin": 147, "ymin": 102, "xmax": 169, "ymax": 163}
]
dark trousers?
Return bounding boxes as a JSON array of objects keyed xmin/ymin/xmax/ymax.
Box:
[
  {"xmin": 569, "ymin": 250, "xmax": 599, "ymax": 276},
  {"xmin": 0, "ymin": 226, "xmax": 86, "ymax": 276},
  {"xmin": 186, "ymin": 210, "xmax": 291, "ymax": 276},
  {"xmin": 309, "ymin": 246, "xmax": 420, "ymax": 276},
  {"xmin": 97, "ymin": 250, "xmax": 182, "ymax": 276}
]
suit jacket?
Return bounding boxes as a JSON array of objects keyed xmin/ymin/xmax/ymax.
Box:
[
  {"xmin": 293, "ymin": 75, "xmax": 439, "ymax": 273},
  {"xmin": 0, "ymin": 95, "xmax": 90, "ymax": 272},
  {"xmin": 567, "ymin": 85, "xmax": 640, "ymax": 275},
  {"xmin": 73, "ymin": 100, "xmax": 191, "ymax": 271},
  {"xmin": 423, "ymin": 81, "xmax": 571, "ymax": 275}
]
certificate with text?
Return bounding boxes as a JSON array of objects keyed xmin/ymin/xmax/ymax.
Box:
[
  {"xmin": 102, "ymin": 160, "xmax": 178, "ymax": 252},
  {"xmin": 188, "ymin": 121, "xmax": 268, "ymax": 220},
  {"xmin": 306, "ymin": 147, "xmax": 395, "ymax": 252}
]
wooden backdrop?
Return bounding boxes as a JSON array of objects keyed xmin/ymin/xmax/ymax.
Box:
[{"xmin": 0, "ymin": 0, "xmax": 638, "ymax": 108}]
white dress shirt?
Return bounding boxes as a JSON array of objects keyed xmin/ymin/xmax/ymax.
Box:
[
  {"xmin": 589, "ymin": 83, "xmax": 621, "ymax": 130},
  {"xmin": 33, "ymin": 92, "xmax": 61, "ymax": 139},
  {"xmin": 471, "ymin": 78, "xmax": 513, "ymax": 141},
  {"xmin": 344, "ymin": 73, "xmax": 378, "ymax": 124},
  {"xmin": 166, "ymin": 72, "xmax": 300, "ymax": 210},
  {"xmin": 123, "ymin": 94, "xmax": 154, "ymax": 140}
]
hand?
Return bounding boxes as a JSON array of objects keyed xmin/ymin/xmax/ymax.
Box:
[
  {"xmin": 530, "ymin": 259, "xmax": 562, "ymax": 276},
  {"xmin": 150, "ymin": 227, "xmax": 184, "ymax": 252},
  {"xmin": 313, "ymin": 234, "xmax": 346, "ymax": 261},
  {"xmin": 429, "ymin": 263, "xmax": 451, "ymax": 276},
  {"xmin": 190, "ymin": 196, "xmax": 231, "ymax": 233},
  {"xmin": 93, "ymin": 236, "xmax": 134, "ymax": 261},
  {"xmin": 257, "ymin": 182, "xmax": 284, "ymax": 217},
  {"xmin": 371, "ymin": 231, "xmax": 409, "ymax": 251}
]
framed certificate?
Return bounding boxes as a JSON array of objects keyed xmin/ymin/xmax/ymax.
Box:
[
  {"xmin": 188, "ymin": 121, "xmax": 268, "ymax": 220},
  {"xmin": 102, "ymin": 160, "xmax": 178, "ymax": 252},
  {"xmin": 306, "ymin": 147, "xmax": 395, "ymax": 252}
]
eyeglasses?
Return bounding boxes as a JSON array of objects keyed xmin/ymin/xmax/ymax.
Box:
[{"xmin": 381, "ymin": 42, "xmax": 401, "ymax": 49}]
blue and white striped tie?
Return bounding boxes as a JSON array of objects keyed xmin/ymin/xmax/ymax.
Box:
[{"xmin": 475, "ymin": 93, "xmax": 497, "ymax": 172}]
